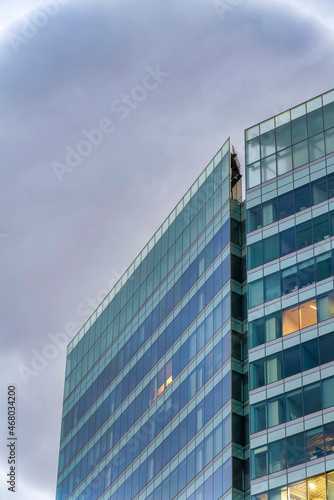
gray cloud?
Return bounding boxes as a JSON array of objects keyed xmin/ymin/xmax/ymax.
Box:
[{"xmin": 0, "ymin": 0, "xmax": 334, "ymax": 498}]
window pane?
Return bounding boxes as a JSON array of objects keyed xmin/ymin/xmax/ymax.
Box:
[
  {"xmin": 312, "ymin": 177, "xmax": 328, "ymax": 205},
  {"xmin": 251, "ymin": 402, "xmax": 266, "ymax": 433},
  {"xmin": 302, "ymin": 338, "xmax": 319, "ymax": 371},
  {"xmin": 286, "ymin": 432, "xmax": 304, "ymax": 466},
  {"xmin": 264, "ymin": 234, "xmax": 279, "ymax": 263},
  {"xmin": 264, "ymin": 272, "xmax": 281, "ymax": 302},
  {"xmin": 277, "ymin": 147, "xmax": 292, "ymax": 176},
  {"xmin": 265, "ymin": 311, "xmax": 282, "ymax": 342},
  {"xmin": 282, "ymin": 305, "xmax": 299, "ymax": 336},
  {"xmin": 261, "ymin": 155, "xmax": 277, "ymax": 182},
  {"xmin": 299, "ymin": 299, "xmax": 317, "ymax": 329},
  {"xmin": 292, "ymin": 115, "xmax": 307, "ymax": 143},
  {"xmin": 276, "ymin": 122, "xmax": 292, "ymax": 151},
  {"xmin": 328, "ymin": 174, "xmax": 334, "ymax": 200},
  {"xmin": 296, "ymin": 220, "xmax": 313, "ymax": 250},
  {"xmin": 278, "ymin": 191, "xmax": 294, "ymax": 219},
  {"xmin": 261, "ymin": 130, "xmax": 276, "ymax": 158},
  {"xmin": 308, "ymin": 108, "xmax": 324, "ymax": 136},
  {"xmin": 295, "ymin": 183, "xmax": 311, "ymax": 212},
  {"xmin": 324, "ymin": 102, "xmax": 334, "ymax": 129},
  {"xmin": 327, "ymin": 470, "xmax": 334, "ymax": 500},
  {"xmin": 324, "ymin": 422, "xmax": 334, "ymax": 456},
  {"xmin": 248, "ymin": 241, "xmax": 263, "ymax": 269},
  {"xmin": 268, "ymin": 395, "xmax": 285, "ymax": 428},
  {"xmin": 247, "ymin": 162, "xmax": 261, "ymax": 189},
  {"xmin": 293, "ymin": 140, "xmax": 309, "ymax": 168},
  {"xmin": 284, "ymin": 345, "xmax": 301, "ymax": 378},
  {"xmin": 281, "ymin": 265, "xmax": 298, "ymax": 295},
  {"xmin": 251, "ymin": 446, "xmax": 267, "ymax": 479},
  {"xmin": 297, "ymin": 259, "xmax": 315, "ymax": 289},
  {"xmin": 249, "ymin": 317, "xmax": 265, "ymax": 348},
  {"xmin": 286, "ymin": 388, "xmax": 303, "ymax": 421},
  {"xmin": 322, "ymin": 377, "xmax": 334, "ymax": 409},
  {"xmin": 269, "ymin": 439, "xmax": 285, "ymax": 473},
  {"xmin": 246, "ymin": 137, "xmax": 260, "ymax": 164},
  {"xmin": 305, "ymin": 426, "xmax": 324, "ymax": 461},
  {"xmin": 247, "ymin": 205, "xmax": 262, "ymax": 232},
  {"xmin": 309, "ymin": 132, "xmax": 325, "ymax": 162},
  {"xmin": 315, "ymin": 252, "xmax": 332, "ymax": 283},
  {"xmin": 314, "ymin": 213, "xmax": 330, "ymax": 243},
  {"xmin": 267, "ymin": 353, "xmax": 282, "ymax": 384},
  {"xmin": 263, "ymin": 200, "xmax": 277, "ymax": 226},
  {"xmin": 250, "ymin": 359, "xmax": 265, "ymax": 390},
  {"xmin": 325, "ymin": 127, "xmax": 334, "ymax": 155},
  {"xmin": 280, "ymin": 227, "xmax": 296, "ymax": 256},
  {"xmin": 319, "ymin": 332, "xmax": 334, "ymax": 365},
  {"xmin": 248, "ymin": 279, "xmax": 264, "ymax": 308},
  {"xmin": 303, "ymin": 382, "xmax": 321, "ymax": 415}
]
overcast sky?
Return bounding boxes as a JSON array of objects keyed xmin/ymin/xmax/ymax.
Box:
[{"xmin": 0, "ymin": 0, "xmax": 334, "ymax": 499}]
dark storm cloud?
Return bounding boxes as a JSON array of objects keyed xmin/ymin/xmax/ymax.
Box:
[{"xmin": 0, "ymin": 0, "xmax": 334, "ymax": 498}]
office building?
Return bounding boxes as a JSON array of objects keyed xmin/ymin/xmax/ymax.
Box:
[{"xmin": 57, "ymin": 88, "xmax": 334, "ymax": 500}]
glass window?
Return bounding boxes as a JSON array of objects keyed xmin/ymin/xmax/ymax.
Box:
[
  {"xmin": 265, "ymin": 311, "xmax": 282, "ymax": 342},
  {"xmin": 309, "ymin": 133, "xmax": 325, "ymax": 162},
  {"xmin": 251, "ymin": 402, "xmax": 266, "ymax": 433},
  {"xmin": 263, "ymin": 199, "xmax": 277, "ymax": 226},
  {"xmin": 251, "ymin": 445, "xmax": 267, "ymax": 479},
  {"xmin": 302, "ymin": 338, "xmax": 319, "ymax": 371},
  {"xmin": 261, "ymin": 155, "xmax": 276, "ymax": 182},
  {"xmin": 299, "ymin": 299, "xmax": 317, "ymax": 330},
  {"xmin": 304, "ymin": 382, "xmax": 321, "ymax": 415},
  {"xmin": 248, "ymin": 279, "xmax": 264, "ymax": 308},
  {"xmin": 322, "ymin": 377, "xmax": 334, "ymax": 410},
  {"xmin": 286, "ymin": 432, "xmax": 304, "ymax": 467},
  {"xmin": 248, "ymin": 241, "xmax": 263, "ymax": 269},
  {"xmin": 281, "ymin": 265, "xmax": 298, "ymax": 295},
  {"xmin": 264, "ymin": 272, "xmax": 281, "ymax": 302},
  {"xmin": 268, "ymin": 395, "xmax": 285, "ymax": 428},
  {"xmin": 284, "ymin": 345, "xmax": 301, "ymax": 378},
  {"xmin": 315, "ymin": 252, "xmax": 332, "ymax": 283},
  {"xmin": 246, "ymin": 137, "xmax": 260, "ymax": 164},
  {"xmin": 325, "ymin": 127, "xmax": 334, "ymax": 155},
  {"xmin": 324, "ymin": 102, "xmax": 334, "ymax": 129},
  {"xmin": 307, "ymin": 474, "xmax": 326, "ymax": 500},
  {"xmin": 247, "ymin": 205, "xmax": 262, "ymax": 232},
  {"xmin": 263, "ymin": 234, "xmax": 279, "ymax": 264},
  {"xmin": 289, "ymin": 481, "xmax": 306, "ymax": 500},
  {"xmin": 296, "ymin": 220, "xmax": 313, "ymax": 250},
  {"xmin": 280, "ymin": 227, "xmax": 296, "ymax": 256},
  {"xmin": 267, "ymin": 353, "xmax": 282, "ymax": 384},
  {"xmin": 247, "ymin": 161, "xmax": 261, "ymax": 189},
  {"xmin": 292, "ymin": 115, "xmax": 307, "ymax": 143},
  {"xmin": 286, "ymin": 388, "xmax": 303, "ymax": 421},
  {"xmin": 324, "ymin": 422, "xmax": 334, "ymax": 456},
  {"xmin": 298, "ymin": 258, "xmax": 315, "ymax": 289},
  {"xmin": 283, "ymin": 305, "xmax": 299, "ymax": 336},
  {"xmin": 295, "ymin": 183, "xmax": 311, "ymax": 213},
  {"xmin": 308, "ymin": 108, "xmax": 324, "ymax": 136},
  {"xmin": 250, "ymin": 359, "xmax": 265, "ymax": 390},
  {"xmin": 328, "ymin": 174, "xmax": 334, "ymax": 201},
  {"xmin": 314, "ymin": 213, "xmax": 330, "ymax": 243},
  {"xmin": 293, "ymin": 140, "xmax": 309, "ymax": 169},
  {"xmin": 277, "ymin": 147, "xmax": 292, "ymax": 176},
  {"xmin": 327, "ymin": 470, "xmax": 334, "ymax": 500},
  {"xmin": 305, "ymin": 426, "xmax": 324, "ymax": 461},
  {"xmin": 261, "ymin": 130, "xmax": 276, "ymax": 158},
  {"xmin": 276, "ymin": 122, "xmax": 292, "ymax": 151},
  {"xmin": 249, "ymin": 317, "xmax": 265, "ymax": 348},
  {"xmin": 278, "ymin": 191, "xmax": 294, "ymax": 219},
  {"xmin": 312, "ymin": 177, "xmax": 328, "ymax": 205},
  {"xmin": 319, "ymin": 332, "xmax": 334, "ymax": 365},
  {"xmin": 269, "ymin": 439, "xmax": 285, "ymax": 473}
]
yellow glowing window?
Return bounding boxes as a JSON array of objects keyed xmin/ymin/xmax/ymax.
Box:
[{"xmin": 166, "ymin": 376, "xmax": 173, "ymax": 387}]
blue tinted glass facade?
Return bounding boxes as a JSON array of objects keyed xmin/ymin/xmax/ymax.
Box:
[
  {"xmin": 57, "ymin": 138, "xmax": 248, "ymax": 499},
  {"xmin": 247, "ymin": 89, "xmax": 334, "ymax": 500}
]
